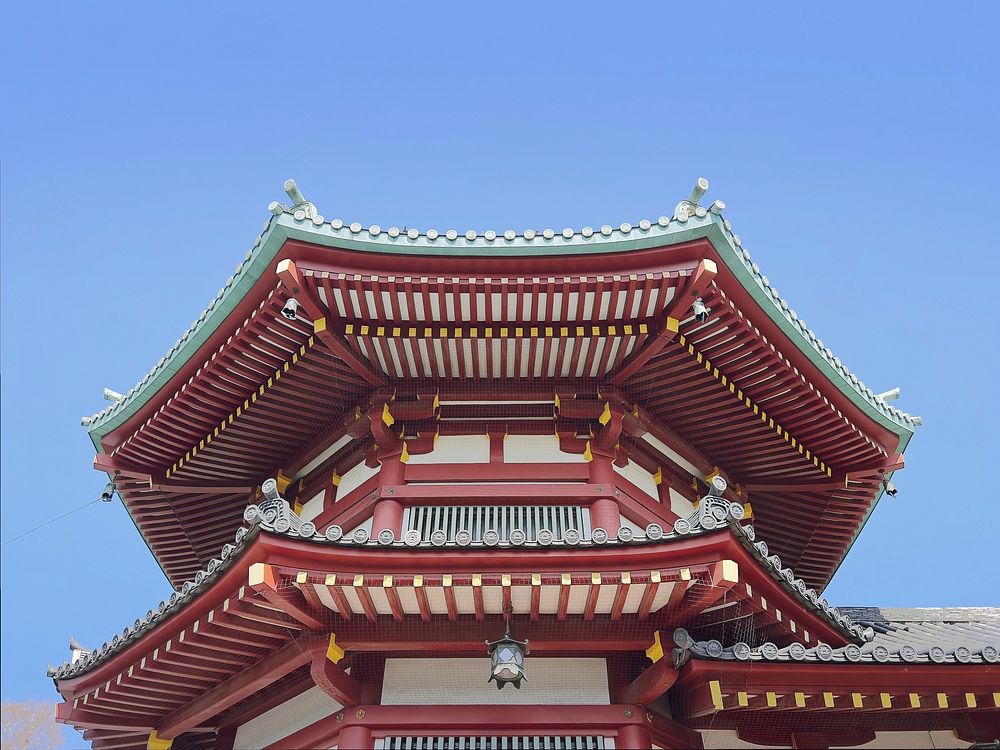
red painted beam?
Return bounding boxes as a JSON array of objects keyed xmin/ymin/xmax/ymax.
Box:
[
  {"xmin": 276, "ymin": 259, "xmax": 383, "ymax": 386},
  {"xmin": 269, "ymin": 702, "xmax": 656, "ymax": 750},
  {"xmin": 624, "ymin": 658, "xmax": 679, "ymax": 705},
  {"xmin": 308, "ymin": 640, "xmax": 362, "ymax": 707},
  {"xmin": 248, "ymin": 563, "xmax": 324, "ymax": 630},
  {"xmin": 157, "ymin": 639, "xmax": 312, "ymax": 739}
]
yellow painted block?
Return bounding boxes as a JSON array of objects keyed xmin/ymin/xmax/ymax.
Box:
[
  {"xmin": 823, "ymin": 692, "xmax": 835, "ymax": 708},
  {"xmin": 148, "ymin": 731, "xmax": 172, "ymax": 750},
  {"xmin": 720, "ymin": 560, "xmax": 739, "ymax": 583},
  {"xmin": 645, "ymin": 631, "xmax": 663, "ymax": 663},
  {"xmin": 326, "ymin": 633, "xmax": 345, "ymax": 664},
  {"xmin": 247, "ymin": 562, "xmax": 268, "ymax": 587},
  {"xmin": 710, "ymin": 680, "xmax": 724, "ymax": 710},
  {"xmin": 852, "ymin": 693, "xmax": 864, "ymax": 708}
]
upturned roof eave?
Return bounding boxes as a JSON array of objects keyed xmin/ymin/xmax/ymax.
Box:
[
  {"xmin": 84, "ymin": 209, "xmax": 916, "ymax": 452},
  {"xmin": 51, "ymin": 503, "xmax": 869, "ymax": 687}
]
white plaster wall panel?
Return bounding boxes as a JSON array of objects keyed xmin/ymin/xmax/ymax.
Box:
[
  {"xmin": 649, "ymin": 582, "xmax": 676, "ymax": 613},
  {"xmin": 504, "ymin": 434, "xmax": 587, "ymax": 463},
  {"xmin": 595, "ymin": 584, "xmax": 617, "ymax": 613},
  {"xmin": 341, "ymin": 586, "xmax": 364, "ymax": 613},
  {"xmin": 397, "ymin": 587, "xmax": 419, "ymax": 613},
  {"xmin": 293, "ymin": 434, "xmax": 353, "ymax": 481},
  {"xmin": 315, "ymin": 585, "xmax": 340, "ymax": 613},
  {"xmin": 299, "ymin": 489, "xmax": 326, "ymax": 523},
  {"xmin": 336, "ymin": 460, "xmax": 380, "ymax": 500},
  {"xmin": 669, "ymin": 487, "xmax": 695, "ymax": 518},
  {"xmin": 510, "ymin": 586, "xmax": 532, "ymax": 612},
  {"xmin": 406, "ymin": 434, "xmax": 490, "ymax": 465},
  {"xmin": 641, "ymin": 433, "xmax": 704, "ymax": 479},
  {"xmin": 234, "ymin": 685, "xmax": 341, "ymax": 750},
  {"xmin": 539, "ymin": 585, "xmax": 560, "ymax": 613},
  {"xmin": 483, "ymin": 586, "xmax": 503, "ymax": 612},
  {"xmin": 369, "ymin": 587, "xmax": 392, "ymax": 616},
  {"xmin": 566, "ymin": 585, "xmax": 589, "ymax": 615},
  {"xmin": 425, "ymin": 587, "xmax": 447, "ymax": 615},
  {"xmin": 613, "ymin": 460, "xmax": 659, "ymax": 502},
  {"xmin": 381, "ymin": 658, "xmax": 609, "ymax": 705},
  {"xmin": 622, "ymin": 582, "xmax": 647, "ymax": 614}
]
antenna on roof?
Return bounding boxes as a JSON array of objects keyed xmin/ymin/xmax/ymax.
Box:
[{"xmin": 877, "ymin": 387, "xmax": 901, "ymax": 402}]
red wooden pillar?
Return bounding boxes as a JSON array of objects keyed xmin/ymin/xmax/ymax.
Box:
[
  {"xmin": 371, "ymin": 453, "xmax": 405, "ymax": 539},
  {"xmin": 617, "ymin": 723, "xmax": 653, "ymax": 749},
  {"xmin": 337, "ymin": 724, "xmax": 373, "ymax": 750},
  {"xmin": 368, "ymin": 399, "xmax": 407, "ymax": 541},
  {"xmin": 588, "ymin": 454, "xmax": 621, "ymax": 535}
]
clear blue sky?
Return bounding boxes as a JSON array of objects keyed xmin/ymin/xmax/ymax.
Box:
[{"xmin": 2, "ymin": 0, "xmax": 998, "ymax": 730}]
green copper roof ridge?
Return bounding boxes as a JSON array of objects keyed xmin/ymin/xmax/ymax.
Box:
[
  {"xmin": 87, "ymin": 219, "xmax": 291, "ymax": 450},
  {"xmin": 84, "ymin": 202, "xmax": 918, "ymax": 452}
]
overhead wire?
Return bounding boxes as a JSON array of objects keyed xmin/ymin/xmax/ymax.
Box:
[{"xmin": 1, "ymin": 498, "xmax": 103, "ymax": 547}]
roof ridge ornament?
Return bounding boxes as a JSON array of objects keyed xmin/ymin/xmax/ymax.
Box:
[
  {"xmin": 672, "ymin": 476, "xmax": 745, "ymax": 535},
  {"xmin": 674, "ymin": 177, "xmax": 710, "ymax": 222},
  {"xmin": 244, "ymin": 478, "xmax": 315, "ymax": 537},
  {"xmin": 268, "ymin": 178, "xmax": 320, "ymax": 221}
]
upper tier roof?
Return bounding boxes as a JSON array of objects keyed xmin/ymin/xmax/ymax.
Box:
[{"xmin": 82, "ymin": 180, "xmax": 918, "ymax": 452}]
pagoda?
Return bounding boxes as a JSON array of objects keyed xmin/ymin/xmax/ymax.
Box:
[{"xmin": 51, "ymin": 180, "xmax": 999, "ymax": 750}]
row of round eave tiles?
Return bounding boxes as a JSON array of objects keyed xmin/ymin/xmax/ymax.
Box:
[
  {"xmin": 299, "ymin": 213, "xmax": 689, "ymax": 240},
  {"xmin": 286, "ymin": 205, "xmax": 914, "ymax": 427},
  {"xmin": 674, "ymin": 629, "xmax": 1000, "ymax": 665},
  {"xmin": 50, "ymin": 510, "xmax": 851, "ymax": 680},
  {"xmin": 84, "ymin": 200, "xmax": 916, "ymax": 428}
]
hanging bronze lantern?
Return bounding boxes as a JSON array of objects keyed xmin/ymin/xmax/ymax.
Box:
[{"xmin": 485, "ymin": 610, "xmax": 529, "ymax": 689}]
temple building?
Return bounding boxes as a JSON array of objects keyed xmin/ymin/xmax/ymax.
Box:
[{"xmin": 51, "ymin": 179, "xmax": 998, "ymax": 749}]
